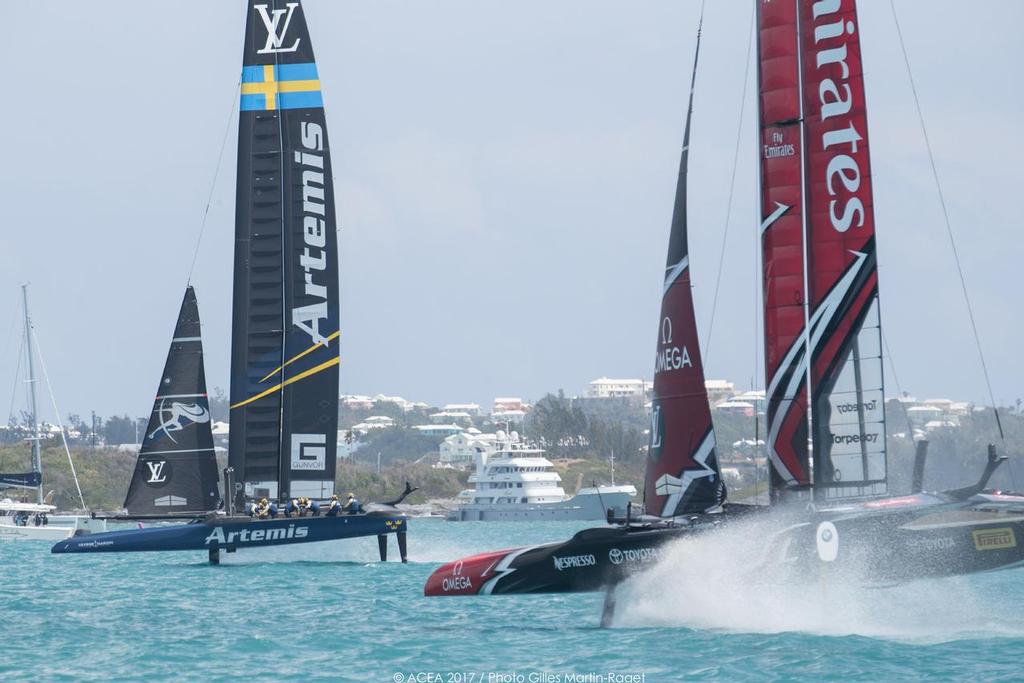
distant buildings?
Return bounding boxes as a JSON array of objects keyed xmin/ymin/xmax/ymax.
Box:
[
  {"xmin": 714, "ymin": 401, "xmax": 755, "ymax": 417},
  {"xmin": 443, "ymin": 403, "xmax": 481, "ymax": 417},
  {"xmin": 704, "ymin": 380, "xmax": 736, "ymax": 406},
  {"xmin": 897, "ymin": 396, "xmax": 973, "ymax": 436},
  {"xmin": 438, "ymin": 428, "xmax": 498, "ymax": 468},
  {"xmin": 340, "ymin": 394, "xmax": 429, "ymax": 413},
  {"xmin": 585, "ymin": 378, "xmax": 648, "ymax": 400},
  {"xmin": 492, "ymin": 397, "xmax": 529, "ymax": 425},
  {"xmin": 413, "ymin": 424, "xmax": 464, "ymax": 437}
]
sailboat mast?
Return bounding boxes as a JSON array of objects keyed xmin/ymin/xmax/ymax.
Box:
[
  {"xmin": 793, "ymin": 0, "xmax": 815, "ymax": 499},
  {"xmin": 22, "ymin": 285, "xmax": 42, "ymax": 504}
]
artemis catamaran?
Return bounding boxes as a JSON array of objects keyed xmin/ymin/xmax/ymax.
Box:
[
  {"xmin": 425, "ymin": 0, "xmax": 1024, "ymax": 597},
  {"xmin": 52, "ymin": 0, "xmax": 410, "ymax": 563}
]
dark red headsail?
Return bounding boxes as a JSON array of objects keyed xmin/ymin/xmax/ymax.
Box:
[{"xmin": 642, "ymin": 17, "xmax": 725, "ymax": 518}]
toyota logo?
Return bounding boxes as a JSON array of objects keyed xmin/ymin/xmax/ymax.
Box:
[{"xmin": 609, "ymin": 548, "xmax": 624, "ymax": 565}]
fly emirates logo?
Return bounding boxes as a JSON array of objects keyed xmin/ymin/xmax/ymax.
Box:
[{"xmin": 810, "ymin": 0, "xmax": 867, "ymax": 234}]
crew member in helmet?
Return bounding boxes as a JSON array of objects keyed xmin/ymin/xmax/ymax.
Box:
[
  {"xmin": 252, "ymin": 498, "xmax": 276, "ymax": 519},
  {"xmin": 251, "ymin": 498, "xmax": 270, "ymax": 519},
  {"xmin": 325, "ymin": 494, "xmax": 342, "ymax": 517},
  {"xmin": 342, "ymin": 493, "xmax": 362, "ymax": 514}
]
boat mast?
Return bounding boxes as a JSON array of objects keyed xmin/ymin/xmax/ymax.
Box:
[
  {"xmin": 793, "ymin": 0, "xmax": 814, "ymax": 500},
  {"xmin": 22, "ymin": 284, "xmax": 42, "ymax": 504}
]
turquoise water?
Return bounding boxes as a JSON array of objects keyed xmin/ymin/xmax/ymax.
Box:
[{"xmin": 4, "ymin": 519, "xmax": 1024, "ymax": 682}]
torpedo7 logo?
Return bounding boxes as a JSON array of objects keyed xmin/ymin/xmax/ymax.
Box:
[{"xmin": 255, "ymin": 3, "xmax": 301, "ymax": 54}]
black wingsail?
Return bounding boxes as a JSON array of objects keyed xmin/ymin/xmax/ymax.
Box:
[
  {"xmin": 124, "ymin": 287, "xmax": 220, "ymax": 515},
  {"xmin": 229, "ymin": 0, "xmax": 340, "ymax": 504}
]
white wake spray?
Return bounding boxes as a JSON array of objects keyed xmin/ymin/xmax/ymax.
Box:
[{"xmin": 607, "ymin": 514, "xmax": 1024, "ymax": 643}]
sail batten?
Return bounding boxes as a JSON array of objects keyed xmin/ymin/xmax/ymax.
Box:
[
  {"xmin": 643, "ymin": 16, "xmax": 725, "ymax": 518},
  {"xmin": 229, "ymin": 0, "xmax": 340, "ymax": 503},
  {"xmin": 124, "ymin": 287, "xmax": 220, "ymax": 515}
]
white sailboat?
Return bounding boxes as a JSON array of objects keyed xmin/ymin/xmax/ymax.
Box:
[{"xmin": 0, "ymin": 285, "xmax": 106, "ymax": 541}]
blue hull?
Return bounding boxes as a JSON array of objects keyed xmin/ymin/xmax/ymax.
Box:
[{"xmin": 51, "ymin": 512, "xmax": 407, "ymax": 554}]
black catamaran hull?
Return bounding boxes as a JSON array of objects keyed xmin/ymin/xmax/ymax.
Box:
[
  {"xmin": 425, "ymin": 515, "xmax": 733, "ymax": 596},
  {"xmin": 426, "ymin": 493, "xmax": 1024, "ymax": 595},
  {"xmin": 775, "ymin": 493, "xmax": 1024, "ymax": 583},
  {"xmin": 52, "ymin": 511, "xmax": 408, "ymax": 561}
]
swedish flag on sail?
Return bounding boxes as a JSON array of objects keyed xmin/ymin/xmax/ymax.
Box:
[{"xmin": 240, "ymin": 63, "xmax": 322, "ymax": 111}]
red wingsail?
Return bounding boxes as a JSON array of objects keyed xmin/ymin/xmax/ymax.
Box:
[
  {"xmin": 799, "ymin": 0, "xmax": 886, "ymax": 498},
  {"xmin": 758, "ymin": 0, "xmax": 812, "ymax": 498}
]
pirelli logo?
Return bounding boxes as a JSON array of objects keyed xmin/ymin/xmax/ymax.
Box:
[{"xmin": 973, "ymin": 527, "xmax": 1016, "ymax": 551}]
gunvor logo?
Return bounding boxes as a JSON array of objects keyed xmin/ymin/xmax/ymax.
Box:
[{"xmin": 973, "ymin": 527, "xmax": 1016, "ymax": 551}]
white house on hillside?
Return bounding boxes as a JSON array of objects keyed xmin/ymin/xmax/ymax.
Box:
[
  {"xmin": 439, "ymin": 429, "xmax": 499, "ymax": 468},
  {"xmin": 585, "ymin": 378, "xmax": 647, "ymax": 399}
]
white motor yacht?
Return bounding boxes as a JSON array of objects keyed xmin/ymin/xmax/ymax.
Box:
[{"xmin": 447, "ymin": 431, "xmax": 636, "ymax": 521}]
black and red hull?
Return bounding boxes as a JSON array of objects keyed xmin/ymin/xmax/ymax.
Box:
[
  {"xmin": 424, "ymin": 509, "xmax": 748, "ymax": 596},
  {"xmin": 425, "ymin": 493, "xmax": 1024, "ymax": 596}
]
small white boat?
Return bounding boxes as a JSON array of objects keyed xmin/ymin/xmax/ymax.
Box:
[
  {"xmin": 0, "ymin": 499, "xmax": 105, "ymax": 541},
  {"xmin": 0, "ymin": 286, "xmax": 106, "ymax": 541}
]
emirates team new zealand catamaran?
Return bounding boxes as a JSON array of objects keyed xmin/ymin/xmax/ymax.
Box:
[
  {"xmin": 425, "ymin": 0, "xmax": 1024, "ymax": 598},
  {"xmin": 53, "ymin": 0, "xmax": 410, "ymax": 564}
]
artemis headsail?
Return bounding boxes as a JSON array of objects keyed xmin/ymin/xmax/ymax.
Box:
[
  {"xmin": 643, "ymin": 17, "xmax": 725, "ymax": 518},
  {"xmin": 758, "ymin": 0, "xmax": 886, "ymax": 501},
  {"xmin": 229, "ymin": 0, "xmax": 340, "ymax": 504},
  {"xmin": 124, "ymin": 287, "xmax": 220, "ymax": 515}
]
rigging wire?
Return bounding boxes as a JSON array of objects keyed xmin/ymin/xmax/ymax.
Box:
[
  {"xmin": 30, "ymin": 327, "xmax": 87, "ymax": 510},
  {"xmin": 1, "ymin": 333, "xmax": 23, "ymax": 474},
  {"xmin": 880, "ymin": 329, "xmax": 916, "ymax": 444},
  {"xmin": 702, "ymin": 2, "xmax": 756, "ymax": 362},
  {"xmin": 888, "ymin": 0, "xmax": 1005, "ymax": 443},
  {"xmin": 6, "ymin": 333, "xmax": 24, "ymax": 428},
  {"xmin": 751, "ymin": 187, "xmax": 763, "ymax": 496},
  {"xmin": 186, "ymin": 78, "xmax": 241, "ymax": 286},
  {"xmin": 0, "ymin": 298, "xmax": 20, "ymax": 379}
]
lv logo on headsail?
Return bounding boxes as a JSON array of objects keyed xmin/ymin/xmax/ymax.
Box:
[
  {"xmin": 146, "ymin": 461, "xmax": 167, "ymax": 484},
  {"xmin": 255, "ymin": 2, "xmax": 301, "ymax": 54}
]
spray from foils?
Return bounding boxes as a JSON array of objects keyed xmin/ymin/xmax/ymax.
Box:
[{"xmin": 607, "ymin": 514, "xmax": 1024, "ymax": 643}]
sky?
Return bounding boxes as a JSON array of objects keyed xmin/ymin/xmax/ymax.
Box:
[{"xmin": 0, "ymin": 1, "xmax": 1021, "ymax": 424}]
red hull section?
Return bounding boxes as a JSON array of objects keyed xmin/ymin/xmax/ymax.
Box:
[{"xmin": 424, "ymin": 549, "xmax": 523, "ymax": 596}]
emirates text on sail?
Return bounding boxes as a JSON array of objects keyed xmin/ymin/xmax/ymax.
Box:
[{"xmin": 812, "ymin": 0, "xmax": 866, "ymax": 233}]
